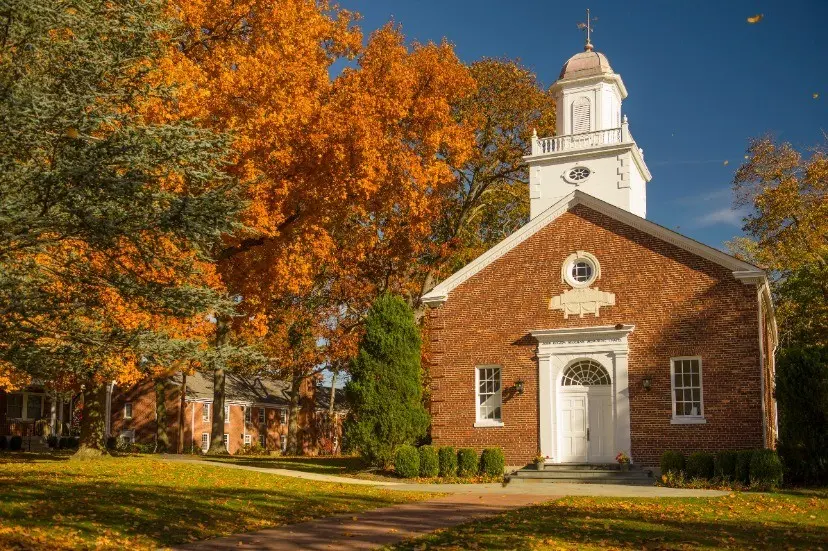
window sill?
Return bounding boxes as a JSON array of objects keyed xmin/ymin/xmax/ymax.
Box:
[
  {"xmin": 473, "ymin": 421, "xmax": 504, "ymax": 428},
  {"xmin": 671, "ymin": 416, "xmax": 706, "ymax": 425}
]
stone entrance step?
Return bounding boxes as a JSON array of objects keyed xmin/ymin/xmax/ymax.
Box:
[{"xmin": 506, "ymin": 464, "xmax": 655, "ymax": 486}]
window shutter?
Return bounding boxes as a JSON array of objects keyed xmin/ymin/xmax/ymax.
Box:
[{"xmin": 572, "ymin": 97, "xmax": 591, "ymax": 134}]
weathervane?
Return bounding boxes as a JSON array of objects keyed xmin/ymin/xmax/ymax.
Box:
[{"xmin": 577, "ymin": 9, "xmax": 598, "ymax": 51}]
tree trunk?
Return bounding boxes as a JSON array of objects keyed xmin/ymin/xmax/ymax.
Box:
[
  {"xmin": 286, "ymin": 373, "xmax": 302, "ymax": 455},
  {"xmin": 207, "ymin": 315, "xmax": 230, "ymax": 455},
  {"xmin": 154, "ymin": 379, "xmax": 170, "ymax": 453},
  {"xmin": 75, "ymin": 383, "xmax": 107, "ymax": 458},
  {"xmin": 178, "ymin": 372, "xmax": 187, "ymax": 454}
]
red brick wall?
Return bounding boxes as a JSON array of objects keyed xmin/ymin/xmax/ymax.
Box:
[{"xmin": 427, "ymin": 205, "xmax": 767, "ymax": 466}]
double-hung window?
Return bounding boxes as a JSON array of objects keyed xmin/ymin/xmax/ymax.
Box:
[
  {"xmin": 202, "ymin": 403, "xmax": 210, "ymax": 422},
  {"xmin": 279, "ymin": 409, "xmax": 288, "ymax": 425},
  {"xmin": 6, "ymin": 394, "xmax": 23, "ymax": 419},
  {"xmin": 258, "ymin": 407, "xmax": 266, "ymax": 424},
  {"xmin": 224, "ymin": 404, "xmax": 230, "ymax": 424},
  {"xmin": 243, "ymin": 434, "xmax": 251, "ymax": 446},
  {"xmin": 259, "ymin": 435, "xmax": 266, "ymax": 448},
  {"xmin": 671, "ymin": 357, "xmax": 705, "ymax": 424},
  {"xmin": 201, "ymin": 433, "xmax": 209, "ymax": 452},
  {"xmin": 244, "ymin": 406, "xmax": 251, "ymax": 425},
  {"xmin": 123, "ymin": 402, "xmax": 133, "ymax": 420},
  {"xmin": 222, "ymin": 433, "xmax": 229, "ymax": 451},
  {"xmin": 475, "ymin": 366, "xmax": 503, "ymax": 427}
]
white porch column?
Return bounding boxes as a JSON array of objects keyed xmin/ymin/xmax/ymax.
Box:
[
  {"xmin": 538, "ymin": 352, "xmax": 554, "ymax": 459},
  {"xmin": 49, "ymin": 396, "xmax": 57, "ymax": 435},
  {"xmin": 613, "ymin": 350, "xmax": 633, "ymax": 461},
  {"xmin": 104, "ymin": 382, "xmax": 114, "ymax": 438}
]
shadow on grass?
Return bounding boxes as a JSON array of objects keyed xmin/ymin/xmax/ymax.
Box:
[
  {"xmin": 0, "ymin": 459, "xmax": 411, "ymax": 550},
  {"xmin": 0, "ymin": 451, "xmax": 72, "ymax": 464},
  {"xmin": 391, "ymin": 497, "xmax": 828, "ymax": 550},
  {"xmin": 201, "ymin": 455, "xmax": 369, "ymax": 476}
]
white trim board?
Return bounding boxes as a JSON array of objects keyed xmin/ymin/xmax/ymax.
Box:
[{"xmin": 422, "ymin": 190, "xmax": 765, "ymax": 305}]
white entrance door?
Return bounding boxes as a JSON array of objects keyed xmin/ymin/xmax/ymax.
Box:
[
  {"xmin": 587, "ymin": 391, "xmax": 613, "ymax": 462},
  {"xmin": 559, "ymin": 393, "xmax": 588, "ymax": 462}
]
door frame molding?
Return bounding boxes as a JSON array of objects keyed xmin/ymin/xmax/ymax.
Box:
[{"xmin": 532, "ymin": 324, "xmax": 634, "ymax": 464}]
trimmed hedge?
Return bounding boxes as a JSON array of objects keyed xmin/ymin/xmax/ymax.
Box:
[
  {"xmin": 438, "ymin": 446, "xmax": 457, "ymax": 477},
  {"xmin": 660, "ymin": 450, "xmax": 685, "ymax": 475},
  {"xmin": 0, "ymin": 435, "xmax": 7, "ymax": 451},
  {"xmin": 714, "ymin": 451, "xmax": 738, "ymax": 479},
  {"xmin": 394, "ymin": 445, "xmax": 420, "ymax": 479},
  {"xmin": 736, "ymin": 449, "xmax": 755, "ymax": 484},
  {"xmin": 686, "ymin": 452, "xmax": 715, "ymax": 480},
  {"xmin": 9, "ymin": 435, "xmax": 22, "ymax": 451},
  {"xmin": 457, "ymin": 448, "xmax": 479, "ymax": 478},
  {"xmin": 750, "ymin": 449, "xmax": 784, "ymax": 488},
  {"xmin": 418, "ymin": 445, "xmax": 439, "ymax": 478},
  {"xmin": 479, "ymin": 448, "xmax": 505, "ymax": 477},
  {"xmin": 47, "ymin": 435, "xmax": 58, "ymax": 449}
]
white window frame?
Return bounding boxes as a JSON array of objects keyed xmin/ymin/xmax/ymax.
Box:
[
  {"xmin": 224, "ymin": 404, "xmax": 230, "ymax": 424},
  {"xmin": 670, "ymin": 356, "xmax": 706, "ymax": 424},
  {"xmin": 201, "ymin": 432, "xmax": 209, "ymax": 452},
  {"xmin": 202, "ymin": 403, "xmax": 210, "ymax": 423},
  {"xmin": 222, "ymin": 433, "xmax": 229, "ymax": 451},
  {"xmin": 5, "ymin": 393, "xmax": 23, "ymax": 419},
  {"xmin": 123, "ymin": 402, "xmax": 133, "ymax": 420},
  {"xmin": 244, "ymin": 406, "xmax": 251, "ymax": 425},
  {"xmin": 279, "ymin": 409, "xmax": 288, "ymax": 425},
  {"xmin": 243, "ymin": 434, "xmax": 251, "ymax": 446},
  {"xmin": 259, "ymin": 434, "xmax": 266, "ymax": 448},
  {"xmin": 258, "ymin": 407, "xmax": 265, "ymax": 424},
  {"xmin": 474, "ymin": 365, "xmax": 504, "ymax": 428}
]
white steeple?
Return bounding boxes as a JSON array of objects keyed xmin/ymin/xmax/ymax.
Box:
[{"xmin": 525, "ymin": 26, "xmax": 651, "ymax": 219}]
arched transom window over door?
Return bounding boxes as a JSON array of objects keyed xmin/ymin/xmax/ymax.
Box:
[{"xmin": 562, "ymin": 359, "xmax": 611, "ymax": 386}]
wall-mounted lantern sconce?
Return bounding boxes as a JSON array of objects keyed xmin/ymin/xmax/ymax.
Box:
[
  {"xmin": 514, "ymin": 379, "xmax": 525, "ymax": 395},
  {"xmin": 642, "ymin": 375, "xmax": 652, "ymax": 391}
]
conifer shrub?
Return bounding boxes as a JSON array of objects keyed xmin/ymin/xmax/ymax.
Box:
[
  {"xmin": 714, "ymin": 451, "xmax": 738, "ymax": 479},
  {"xmin": 480, "ymin": 448, "xmax": 506, "ymax": 477},
  {"xmin": 47, "ymin": 436, "xmax": 59, "ymax": 449},
  {"xmin": 686, "ymin": 452, "xmax": 715, "ymax": 480},
  {"xmin": 344, "ymin": 294, "xmax": 430, "ymax": 468},
  {"xmin": 438, "ymin": 446, "xmax": 457, "ymax": 477},
  {"xmin": 736, "ymin": 449, "xmax": 755, "ymax": 484},
  {"xmin": 419, "ymin": 445, "xmax": 439, "ymax": 478},
  {"xmin": 750, "ymin": 449, "xmax": 784, "ymax": 489},
  {"xmin": 0, "ymin": 436, "xmax": 7, "ymax": 450},
  {"xmin": 457, "ymin": 448, "xmax": 479, "ymax": 478},
  {"xmin": 394, "ymin": 445, "xmax": 420, "ymax": 478},
  {"xmin": 660, "ymin": 450, "xmax": 685, "ymax": 475},
  {"xmin": 9, "ymin": 436, "xmax": 22, "ymax": 451}
]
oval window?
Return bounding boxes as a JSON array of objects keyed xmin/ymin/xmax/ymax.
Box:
[{"xmin": 568, "ymin": 167, "xmax": 591, "ymax": 182}]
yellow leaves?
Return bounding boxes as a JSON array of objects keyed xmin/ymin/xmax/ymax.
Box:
[
  {"xmin": 747, "ymin": 14, "xmax": 764, "ymax": 24},
  {"xmin": 814, "ymin": 93, "xmax": 820, "ymax": 100}
]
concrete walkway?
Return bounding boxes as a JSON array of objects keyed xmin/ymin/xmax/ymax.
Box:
[
  {"xmin": 173, "ymin": 493, "xmax": 545, "ymax": 551},
  {"xmin": 163, "ymin": 456, "xmax": 726, "ymax": 498}
]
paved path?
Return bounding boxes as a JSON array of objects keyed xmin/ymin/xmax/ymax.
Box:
[{"xmin": 173, "ymin": 493, "xmax": 545, "ymax": 551}]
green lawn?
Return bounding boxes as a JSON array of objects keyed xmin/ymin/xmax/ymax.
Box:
[
  {"xmin": 0, "ymin": 453, "xmax": 431, "ymax": 550},
  {"xmin": 388, "ymin": 491, "xmax": 828, "ymax": 550},
  {"xmin": 200, "ymin": 454, "xmax": 370, "ymax": 476}
]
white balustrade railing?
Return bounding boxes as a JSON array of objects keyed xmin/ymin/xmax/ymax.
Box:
[{"xmin": 533, "ymin": 127, "xmax": 626, "ymax": 155}]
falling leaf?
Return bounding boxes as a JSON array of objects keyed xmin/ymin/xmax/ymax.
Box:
[
  {"xmin": 813, "ymin": 93, "xmax": 819, "ymax": 99},
  {"xmin": 747, "ymin": 14, "xmax": 763, "ymax": 24},
  {"xmin": 723, "ymin": 160, "xmax": 729, "ymax": 166}
]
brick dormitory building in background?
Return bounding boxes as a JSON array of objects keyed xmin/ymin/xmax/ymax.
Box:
[
  {"xmin": 0, "ymin": 372, "xmax": 347, "ymax": 456},
  {"xmin": 421, "ymin": 42, "xmax": 778, "ymax": 467}
]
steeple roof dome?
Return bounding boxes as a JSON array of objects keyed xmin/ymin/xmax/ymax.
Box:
[{"xmin": 558, "ymin": 50, "xmax": 613, "ymax": 80}]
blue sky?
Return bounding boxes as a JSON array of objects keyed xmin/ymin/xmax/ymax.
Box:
[{"xmin": 340, "ymin": 0, "xmax": 827, "ymax": 250}]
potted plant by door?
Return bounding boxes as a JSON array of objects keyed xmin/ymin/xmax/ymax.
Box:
[
  {"xmin": 534, "ymin": 454, "xmax": 547, "ymax": 471},
  {"xmin": 615, "ymin": 451, "xmax": 631, "ymax": 471}
]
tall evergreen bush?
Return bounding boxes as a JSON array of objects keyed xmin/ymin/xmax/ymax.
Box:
[{"xmin": 344, "ymin": 294, "xmax": 430, "ymax": 468}]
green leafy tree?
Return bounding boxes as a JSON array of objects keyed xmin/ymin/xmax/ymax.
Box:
[
  {"xmin": 345, "ymin": 294, "xmax": 429, "ymax": 467},
  {"xmin": 0, "ymin": 0, "xmax": 242, "ymax": 454}
]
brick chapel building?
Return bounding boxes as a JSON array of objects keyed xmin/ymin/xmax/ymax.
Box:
[{"xmin": 422, "ymin": 43, "xmax": 778, "ymax": 467}]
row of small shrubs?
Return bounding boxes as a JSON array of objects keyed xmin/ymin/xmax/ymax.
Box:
[
  {"xmin": 47, "ymin": 436, "xmax": 80, "ymax": 450},
  {"xmin": 0, "ymin": 435, "xmax": 23, "ymax": 451},
  {"xmin": 661, "ymin": 449, "xmax": 783, "ymax": 488},
  {"xmin": 394, "ymin": 445, "xmax": 505, "ymax": 479}
]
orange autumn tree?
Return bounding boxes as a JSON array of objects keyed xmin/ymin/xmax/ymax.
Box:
[
  {"xmin": 0, "ymin": 0, "xmax": 243, "ymax": 455},
  {"xmin": 168, "ymin": 1, "xmax": 474, "ymax": 453}
]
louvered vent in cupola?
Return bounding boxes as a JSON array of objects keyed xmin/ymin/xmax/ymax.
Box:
[{"xmin": 572, "ymin": 97, "xmax": 591, "ymax": 134}]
